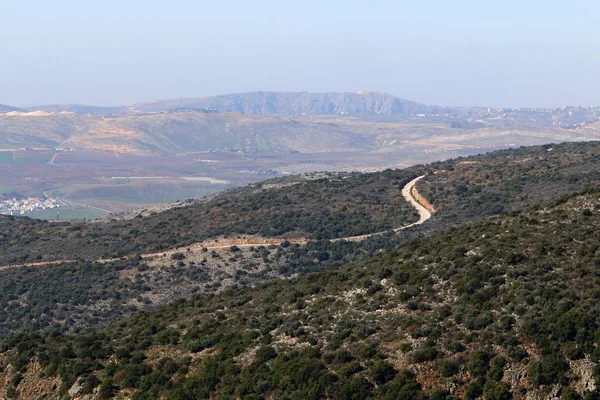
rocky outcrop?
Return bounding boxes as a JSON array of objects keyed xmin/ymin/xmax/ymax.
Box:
[{"xmin": 570, "ymin": 358, "xmax": 597, "ymax": 395}]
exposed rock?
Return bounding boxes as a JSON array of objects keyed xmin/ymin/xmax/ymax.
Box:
[
  {"xmin": 67, "ymin": 379, "xmax": 84, "ymax": 397},
  {"xmin": 570, "ymin": 358, "xmax": 597, "ymax": 395},
  {"xmin": 504, "ymin": 361, "xmax": 528, "ymax": 389}
]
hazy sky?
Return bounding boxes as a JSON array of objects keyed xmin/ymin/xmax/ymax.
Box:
[{"xmin": 1, "ymin": 0, "xmax": 599, "ymax": 108}]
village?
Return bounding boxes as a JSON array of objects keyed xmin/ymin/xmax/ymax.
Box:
[{"xmin": 0, "ymin": 197, "xmax": 60, "ymax": 216}]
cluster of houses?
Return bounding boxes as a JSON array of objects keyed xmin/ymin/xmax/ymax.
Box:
[{"xmin": 0, "ymin": 197, "xmax": 60, "ymax": 216}]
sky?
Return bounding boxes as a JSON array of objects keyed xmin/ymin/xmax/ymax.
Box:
[{"xmin": 1, "ymin": 0, "xmax": 599, "ymax": 108}]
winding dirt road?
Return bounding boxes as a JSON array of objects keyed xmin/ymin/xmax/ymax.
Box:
[
  {"xmin": 398, "ymin": 175, "xmax": 432, "ymax": 230},
  {"xmin": 1, "ymin": 175, "xmax": 434, "ymax": 269}
]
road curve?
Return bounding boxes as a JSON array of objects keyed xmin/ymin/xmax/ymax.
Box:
[
  {"xmin": 0, "ymin": 175, "xmax": 434, "ymax": 269},
  {"xmin": 397, "ymin": 175, "xmax": 431, "ymax": 231},
  {"xmin": 331, "ymin": 174, "xmax": 432, "ymax": 242}
]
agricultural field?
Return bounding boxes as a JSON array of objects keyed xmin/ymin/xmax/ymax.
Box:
[
  {"xmin": 27, "ymin": 205, "xmax": 107, "ymax": 221},
  {"xmin": 0, "ymin": 151, "xmax": 13, "ymax": 163},
  {"xmin": 13, "ymin": 150, "xmax": 55, "ymax": 163},
  {"xmin": 0, "ymin": 150, "xmax": 55, "ymax": 164},
  {"xmin": 0, "ymin": 185, "xmax": 24, "ymax": 193}
]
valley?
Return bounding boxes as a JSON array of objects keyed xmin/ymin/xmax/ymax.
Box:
[{"xmin": 0, "ymin": 143, "xmax": 486, "ymax": 220}]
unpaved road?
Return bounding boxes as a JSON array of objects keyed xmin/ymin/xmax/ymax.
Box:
[
  {"xmin": 398, "ymin": 175, "xmax": 431, "ymax": 229},
  {"xmin": 330, "ymin": 175, "xmax": 432, "ymax": 242},
  {"xmin": 0, "ymin": 259, "xmax": 76, "ymax": 271},
  {"xmin": 1, "ymin": 175, "xmax": 433, "ymax": 269}
]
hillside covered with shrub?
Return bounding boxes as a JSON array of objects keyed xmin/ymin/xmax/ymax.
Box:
[
  {"xmin": 3, "ymin": 142, "xmax": 600, "ymax": 398},
  {"xmin": 4, "ymin": 141, "xmax": 600, "ymax": 267},
  {"xmin": 0, "ymin": 170, "xmax": 419, "ymax": 265},
  {"xmin": 2, "ymin": 186, "xmax": 600, "ymax": 399}
]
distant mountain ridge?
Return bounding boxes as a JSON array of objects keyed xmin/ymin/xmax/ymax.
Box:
[
  {"xmin": 4, "ymin": 92, "xmax": 600, "ymax": 118},
  {"xmin": 0, "ymin": 105, "xmax": 598, "ymax": 154},
  {"xmin": 131, "ymin": 90, "xmax": 439, "ymax": 115},
  {"xmin": 2, "ymin": 91, "xmax": 440, "ymax": 116},
  {"xmin": 0, "ymin": 104, "xmax": 24, "ymax": 113}
]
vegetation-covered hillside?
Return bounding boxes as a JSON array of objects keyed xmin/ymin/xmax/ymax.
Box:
[
  {"xmin": 0, "ymin": 170, "xmax": 418, "ymax": 265},
  {"xmin": 0, "ymin": 170, "xmax": 420, "ymax": 339},
  {"xmin": 420, "ymin": 142, "xmax": 600, "ymax": 225},
  {"xmin": 2, "ymin": 142, "xmax": 600, "ymax": 341},
  {"xmin": 3, "ymin": 142, "xmax": 600, "ymax": 399},
  {"xmin": 4, "ymin": 141, "xmax": 600, "ymax": 267},
  {"xmin": 0, "ymin": 234, "xmax": 402, "ymax": 340},
  {"xmin": 2, "ymin": 188, "xmax": 600, "ymax": 399}
]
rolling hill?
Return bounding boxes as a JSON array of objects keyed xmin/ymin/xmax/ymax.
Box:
[
  {"xmin": 3, "ymin": 140, "xmax": 600, "ymax": 268},
  {"xmin": 0, "ymin": 107, "xmax": 599, "ymax": 155},
  {"xmin": 2, "ymin": 142, "xmax": 600, "ymax": 398},
  {"xmin": 0, "ymin": 111, "xmax": 372, "ymax": 153},
  {"xmin": 0, "ymin": 91, "xmax": 599, "ymax": 157}
]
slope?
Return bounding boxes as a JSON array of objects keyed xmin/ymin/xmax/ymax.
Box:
[
  {"xmin": 2, "ymin": 186, "xmax": 600, "ymax": 399},
  {"xmin": 0, "ymin": 111, "xmax": 376, "ymax": 153},
  {"xmin": 0, "ymin": 169, "xmax": 420, "ymax": 265},
  {"xmin": 2, "ymin": 142, "xmax": 600, "ymax": 343},
  {"xmin": 5, "ymin": 139, "xmax": 598, "ymax": 269},
  {"xmin": 1, "ymin": 106, "xmax": 600, "ymax": 155}
]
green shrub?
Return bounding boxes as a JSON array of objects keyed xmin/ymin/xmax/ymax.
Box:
[
  {"xmin": 371, "ymin": 360, "xmax": 397, "ymax": 384},
  {"xmin": 412, "ymin": 347, "xmax": 438, "ymax": 363},
  {"xmin": 438, "ymin": 359, "xmax": 459, "ymax": 377}
]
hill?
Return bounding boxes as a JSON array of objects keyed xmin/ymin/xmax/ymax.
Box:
[
  {"xmin": 1, "ymin": 142, "xmax": 600, "ymax": 340},
  {"xmin": 0, "ymin": 170, "xmax": 422, "ymax": 337},
  {"xmin": 1, "ymin": 107, "xmax": 598, "ymax": 155},
  {"xmin": 0, "ymin": 111, "xmax": 374, "ymax": 153},
  {"xmin": 2, "ymin": 143, "xmax": 600, "ymax": 398},
  {"xmin": 0, "ymin": 91, "xmax": 599, "ymax": 157},
  {"xmin": 130, "ymin": 91, "xmax": 438, "ymax": 116},
  {"xmin": 0, "ymin": 169, "xmax": 420, "ymax": 265},
  {"xmin": 2, "ymin": 181, "xmax": 600, "ymax": 398},
  {"xmin": 0, "ymin": 145, "xmax": 589, "ymax": 316},
  {"xmin": 3, "ymin": 140, "xmax": 600, "ymax": 268}
]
